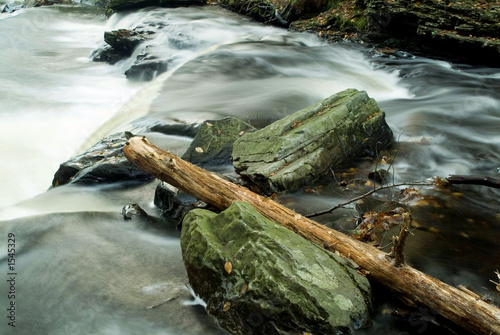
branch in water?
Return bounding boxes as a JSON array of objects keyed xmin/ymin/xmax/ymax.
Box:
[
  {"xmin": 447, "ymin": 175, "xmax": 500, "ymax": 189},
  {"xmin": 305, "ymin": 182, "xmax": 431, "ymax": 218}
]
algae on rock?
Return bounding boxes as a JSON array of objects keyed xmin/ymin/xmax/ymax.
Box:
[
  {"xmin": 181, "ymin": 201, "xmax": 372, "ymax": 335},
  {"xmin": 232, "ymin": 88, "xmax": 392, "ymax": 194},
  {"xmin": 182, "ymin": 117, "xmax": 255, "ymax": 167}
]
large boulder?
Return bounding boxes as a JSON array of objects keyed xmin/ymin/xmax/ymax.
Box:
[
  {"xmin": 51, "ymin": 132, "xmax": 153, "ymax": 187},
  {"xmin": 181, "ymin": 201, "xmax": 372, "ymax": 335},
  {"xmin": 181, "ymin": 117, "xmax": 255, "ymax": 167},
  {"xmin": 232, "ymin": 89, "xmax": 392, "ymax": 194}
]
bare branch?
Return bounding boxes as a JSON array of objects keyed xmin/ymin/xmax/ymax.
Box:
[
  {"xmin": 305, "ymin": 182, "xmax": 431, "ymax": 218},
  {"xmin": 387, "ymin": 212, "xmax": 412, "ymax": 267}
]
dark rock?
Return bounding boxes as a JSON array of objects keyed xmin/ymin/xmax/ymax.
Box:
[
  {"xmin": 125, "ymin": 55, "xmax": 169, "ymax": 81},
  {"xmin": 91, "ymin": 28, "xmax": 155, "ymax": 65},
  {"xmin": 107, "ymin": 0, "xmax": 207, "ymax": 13},
  {"xmin": 154, "ymin": 182, "xmax": 206, "ymax": 223},
  {"xmin": 122, "ymin": 203, "xmax": 148, "ymax": 220},
  {"xmin": 232, "ymin": 89, "xmax": 393, "ymax": 194},
  {"xmin": 368, "ymin": 169, "xmax": 389, "ymax": 184},
  {"xmin": 104, "ymin": 29, "xmax": 149, "ymax": 56},
  {"xmin": 181, "ymin": 201, "xmax": 372, "ymax": 335},
  {"xmin": 52, "ymin": 132, "xmax": 153, "ymax": 187},
  {"xmin": 90, "ymin": 45, "xmax": 125, "ymax": 65},
  {"xmin": 181, "ymin": 117, "xmax": 256, "ymax": 167}
]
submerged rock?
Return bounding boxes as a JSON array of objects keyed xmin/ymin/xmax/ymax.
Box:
[
  {"xmin": 232, "ymin": 89, "xmax": 392, "ymax": 194},
  {"xmin": 181, "ymin": 201, "xmax": 372, "ymax": 335},
  {"xmin": 122, "ymin": 203, "xmax": 148, "ymax": 220},
  {"xmin": 181, "ymin": 117, "xmax": 255, "ymax": 167},
  {"xmin": 92, "ymin": 29, "xmax": 155, "ymax": 65},
  {"xmin": 51, "ymin": 132, "xmax": 153, "ymax": 187},
  {"xmin": 154, "ymin": 181, "xmax": 207, "ymax": 223},
  {"xmin": 125, "ymin": 54, "xmax": 169, "ymax": 81}
]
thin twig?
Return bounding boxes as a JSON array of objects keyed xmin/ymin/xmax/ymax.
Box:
[
  {"xmin": 388, "ymin": 133, "xmax": 402, "ymax": 187},
  {"xmin": 305, "ymin": 182, "xmax": 432, "ymax": 218},
  {"xmin": 387, "ymin": 212, "xmax": 412, "ymax": 267}
]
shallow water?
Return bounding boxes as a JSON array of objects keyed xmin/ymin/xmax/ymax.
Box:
[{"xmin": 0, "ymin": 3, "xmax": 499, "ymax": 335}]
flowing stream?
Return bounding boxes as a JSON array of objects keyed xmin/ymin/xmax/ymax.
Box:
[{"xmin": 0, "ymin": 3, "xmax": 499, "ymax": 334}]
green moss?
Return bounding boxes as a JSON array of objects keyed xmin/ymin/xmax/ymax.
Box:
[{"xmin": 181, "ymin": 202, "xmax": 372, "ymax": 334}]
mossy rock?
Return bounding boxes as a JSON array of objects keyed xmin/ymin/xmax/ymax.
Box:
[
  {"xmin": 181, "ymin": 117, "xmax": 256, "ymax": 167},
  {"xmin": 232, "ymin": 89, "xmax": 393, "ymax": 194},
  {"xmin": 181, "ymin": 201, "xmax": 372, "ymax": 335}
]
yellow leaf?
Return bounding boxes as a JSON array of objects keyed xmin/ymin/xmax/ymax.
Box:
[
  {"xmin": 223, "ymin": 302, "xmax": 231, "ymax": 311},
  {"xmin": 240, "ymin": 284, "xmax": 248, "ymax": 295},
  {"xmin": 224, "ymin": 261, "xmax": 232, "ymax": 274},
  {"xmin": 195, "ymin": 147, "xmax": 204, "ymax": 153}
]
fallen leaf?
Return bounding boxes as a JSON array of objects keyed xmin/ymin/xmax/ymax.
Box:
[
  {"xmin": 217, "ymin": 129, "xmax": 221, "ymax": 135},
  {"xmin": 206, "ymin": 122, "xmax": 213, "ymax": 127},
  {"xmin": 223, "ymin": 302, "xmax": 231, "ymax": 311},
  {"xmin": 195, "ymin": 147, "xmax": 204, "ymax": 153},
  {"xmin": 238, "ymin": 131, "xmax": 245, "ymax": 136},
  {"xmin": 240, "ymin": 284, "xmax": 248, "ymax": 295},
  {"xmin": 224, "ymin": 261, "xmax": 232, "ymax": 274}
]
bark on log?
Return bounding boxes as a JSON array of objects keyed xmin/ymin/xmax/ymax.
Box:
[{"xmin": 124, "ymin": 136, "xmax": 500, "ymax": 335}]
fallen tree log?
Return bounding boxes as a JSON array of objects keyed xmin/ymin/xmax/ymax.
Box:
[{"xmin": 124, "ymin": 136, "xmax": 500, "ymax": 335}]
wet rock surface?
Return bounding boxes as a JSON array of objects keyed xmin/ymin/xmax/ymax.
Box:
[
  {"xmin": 232, "ymin": 88, "xmax": 393, "ymax": 194},
  {"xmin": 125, "ymin": 53, "xmax": 169, "ymax": 81},
  {"xmin": 52, "ymin": 132, "xmax": 153, "ymax": 187},
  {"xmin": 92, "ymin": 28, "xmax": 156, "ymax": 65},
  {"xmin": 219, "ymin": 0, "xmax": 500, "ymax": 66},
  {"xmin": 154, "ymin": 181, "xmax": 207, "ymax": 223},
  {"xmin": 181, "ymin": 117, "xmax": 256, "ymax": 167},
  {"xmin": 181, "ymin": 201, "xmax": 372, "ymax": 335}
]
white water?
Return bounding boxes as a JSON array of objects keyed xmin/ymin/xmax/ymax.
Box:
[
  {"xmin": 0, "ymin": 5, "xmax": 145, "ymax": 207},
  {"xmin": 0, "ymin": 4, "xmax": 409, "ymax": 210}
]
